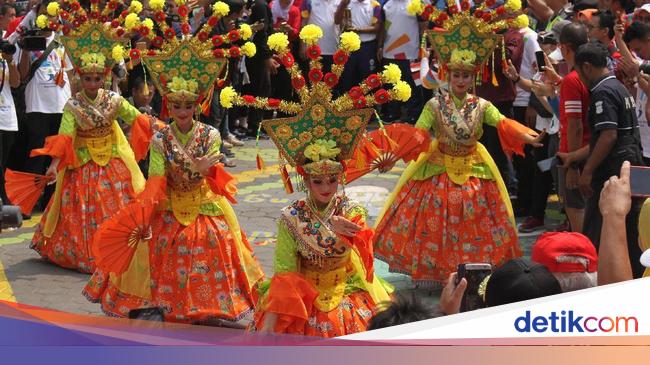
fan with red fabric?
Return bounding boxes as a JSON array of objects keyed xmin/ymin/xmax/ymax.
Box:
[
  {"xmin": 92, "ymin": 199, "xmax": 156, "ymax": 274},
  {"xmin": 345, "ymin": 123, "xmax": 430, "ymax": 183},
  {"xmin": 4, "ymin": 169, "xmax": 53, "ymax": 215}
]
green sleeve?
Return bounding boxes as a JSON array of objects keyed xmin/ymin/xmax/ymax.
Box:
[
  {"xmin": 274, "ymin": 219, "xmax": 298, "ymax": 273},
  {"xmin": 148, "ymin": 145, "xmax": 165, "ymax": 177},
  {"xmin": 117, "ymin": 98, "xmax": 141, "ymax": 125},
  {"xmin": 208, "ymin": 130, "xmax": 222, "ymax": 155},
  {"xmin": 58, "ymin": 109, "xmax": 76, "ymax": 136},
  {"xmin": 482, "ymin": 102, "xmax": 505, "ymax": 127},
  {"xmin": 415, "ymin": 102, "xmax": 436, "ymax": 130}
]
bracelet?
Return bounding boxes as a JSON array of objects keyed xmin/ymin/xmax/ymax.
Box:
[{"xmin": 514, "ymin": 75, "xmax": 521, "ymax": 83}]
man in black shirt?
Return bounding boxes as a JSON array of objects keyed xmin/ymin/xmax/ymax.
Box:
[{"xmin": 574, "ymin": 42, "xmax": 645, "ymax": 277}]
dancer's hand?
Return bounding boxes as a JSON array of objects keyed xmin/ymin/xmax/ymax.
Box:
[
  {"xmin": 194, "ymin": 151, "xmax": 223, "ymax": 176},
  {"xmin": 330, "ymin": 215, "xmax": 362, "ymax": 237},
  {"xmin": 523, "ymin": 129, "xmax": 546, "ymax": 148},
  {"xmin": 45, "ymin": 159, "xmax": 60, "ymax": 183}
]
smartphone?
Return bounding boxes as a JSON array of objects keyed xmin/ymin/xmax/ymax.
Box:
[
  {"xmin": 537, "ymin": 156, "xmax": 558, "ymax": 172},
  {"xmin": 630, "ymin": 166, "xmax": 650, "ymax": 197},
  {"xmin": 535, "ymin": 50, "xmax": 546, "ymax": 70},
  {"xmin": 456, "ymin": 263, "xmax": 492, "ymax": 312}
]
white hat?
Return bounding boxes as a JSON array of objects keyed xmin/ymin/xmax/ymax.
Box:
[
  {"xmin": 640, "ymin": 249, "xmax": 650, "ymax": 268},
  {"xmin": 635, "ymin": 3, "xmax": 650, "ymax": 14}
]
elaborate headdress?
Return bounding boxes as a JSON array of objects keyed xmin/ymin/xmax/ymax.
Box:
[
  {"xmin": 219, "ymin": 25, "xmax": 411, "ymax": 192},
  {"xmin": 136, "ymin": 0, "xmax": 256, "ymax": 106},
  {"xmin": 408, "ymin": 0, "xmax": 523, "ymax": 84},
  {"xmin": 43, "ymin": 0, "xmax": 140, "ymax": 75}
]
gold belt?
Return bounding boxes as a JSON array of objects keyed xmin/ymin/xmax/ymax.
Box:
[
  {"xmin": 74, "ymin": 132, "xmax": 115, "ymax": 166},
  {"xmin": 438, "ymin": 141, "xmax": 476, "ymax": 157},
  {"xmin": 76, "ymin": 126, "xmax": 113, "ymax": 138}
]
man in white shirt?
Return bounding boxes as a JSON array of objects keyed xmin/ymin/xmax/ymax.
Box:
[
  {"xmin": 377, "ymin": 0, "xmax": 426, "ymax": 123},
  {"xmin": 0, "ymin": 46, "xmax": 20, "ymax": 204},
  {"xmin": 301, "ymin": 0, "xmax": 342, "ymax": 73},
  {"xmin": 334, "ymin": 0, "xmax": 381, "ymax": 92}
]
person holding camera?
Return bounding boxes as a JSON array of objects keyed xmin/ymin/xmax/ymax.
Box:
[
  {"xmin": 0, "ymin": 38, "xmax": 20, "ymax": 205},
  {"xmin": 15, "ymin": 4, "xmax": 73, "ymax": 208}
]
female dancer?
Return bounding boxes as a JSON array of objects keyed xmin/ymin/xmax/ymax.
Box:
[{"xmin": 374, "ymin": 2, "xmax": 543, "ymax": 287}]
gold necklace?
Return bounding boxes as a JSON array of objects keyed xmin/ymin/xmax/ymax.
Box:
[{"xmin": 306, "ymin": 194, "xmax": 337, "ymax": 223}]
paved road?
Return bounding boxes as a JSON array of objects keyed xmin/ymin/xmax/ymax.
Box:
[{"xmin": 0, "ymin": 139, "xmax": 561, "ymax": 317}]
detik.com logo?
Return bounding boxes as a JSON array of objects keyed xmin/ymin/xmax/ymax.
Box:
[{"xmin": 514, "ymin": 311, "xmax": 638, "ymax": 333}]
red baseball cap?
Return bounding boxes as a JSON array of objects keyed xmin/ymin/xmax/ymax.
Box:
[{"xmin": 532, "ymin": 232, "xmax": 597, "ymax": 273}]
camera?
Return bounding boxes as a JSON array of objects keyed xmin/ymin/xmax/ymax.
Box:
[
  {"xmin": 456, "ymin": 263, "xmax": 492, "ymax": 312},
  {"xmin": 0, "ymin": 199, "xmax": 23, "ymax": 233},
  {"xmin": 112, "ymin": 63, "xmax": 127, "ymax": 79},
  {"xmin": 640, "ymin": 63, "xmax": 650, "ymax": 75},
  {"xmin": 18, "ymin": 29, "xmax": 47, "ymax": 51},
  {"xmin": 0, "ymin": 40, "xmax": 16, "ymax": 56}
]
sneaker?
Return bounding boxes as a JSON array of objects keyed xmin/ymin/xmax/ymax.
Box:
[
  {"xmin": 518, "ymin": 217, "xmax": 545, "ymax": 233},
  {"xmin": 553, "ymin": 220, "xmax": 571, "ymax": 232},
  {"xmin": 226, "ymin": 134, "xmax": 245, "ymax": 147},
  {"xmin": 222, "ymin": 140, "xmax": 234, "ymax": 149}
]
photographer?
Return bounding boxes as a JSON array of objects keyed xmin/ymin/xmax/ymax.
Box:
[
  {"xmin": 0, "ymin": 39, "xmax": 20, "ymax": 204},
  {"xmin": 15, "ymin": 2, "xmax": 72, "ymax": 207}
]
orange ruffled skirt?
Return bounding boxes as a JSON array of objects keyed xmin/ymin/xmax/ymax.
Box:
[
  {"xmin": 31, "ymin": 158, "xmax": 136, "ymax": 273},
  {"xmin": 84, "ymin": 211, "xmax": 260, "ymax": 323},
  {"xmin": 254, "ymin": 273, "xmax": 378, "ymax": 338},
  {"xmin": 374, "ymin": 173, "xmax": 521, "ymax": 286}
]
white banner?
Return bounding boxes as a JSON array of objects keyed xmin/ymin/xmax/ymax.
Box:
[{"xmin": 345, "ymin": 278, "xmax": 650, "ymax": 340}]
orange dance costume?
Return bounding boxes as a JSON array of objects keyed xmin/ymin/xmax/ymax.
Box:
[
  {"xmin": 374, "ymin": 2, "xmax": 536, "ymax": 286},
  {"xmin": 29, "ymin": 1, "xmax": 149, "ymax": 273},
  {"xmin": 85, "ymin": 0, "xmax": 264, "ymax": 322},
  {"xmin": 219, "ymin": 24, "xmax": 406, "ymax": 336}
]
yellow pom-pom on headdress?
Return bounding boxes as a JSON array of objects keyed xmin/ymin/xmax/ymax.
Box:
[
  {"xmin": 149, "ymin": 0, "xmax": 165, "ymax": 11},
  {"xmin": 35, "ymin": 14, "xmax": 49, "ymax": 29},
  {"xmin": 392, "ymin": 81, "xmax": 412, "ymax": 102},
  {"xmin": 513, "ymin": 14, "xmax": 529, "ymax": 29},
  {"xmin": 168, "ymin": 76, "xmax": 198, "ymax": 94},
  {"xmin": 220, "ymin": 86, "xmax": 238, "ymax": 108},
  {"xmin": 212, "ymin": 1, "xmax": 230, "ymax": 16},
  {"xmin": 46, "ymin": 2, "xmax": 59, "ymax": 16},
  {"xmin": 505, "ymin": 0, "xmax": 522, "ymax": 12},
  {"xmin": 268, "ymin": 32, "xmax": 289, "ymax": 53},
  {"xmin": 449, "ymin": 49, "xmax": 477, "ymax": 70},
  {"xmin": 299, "ymin": 24, "xmax": 323, "ymax": 46},
  {"xmin": 124, "ymin": 13, "xmax": 140, "ymax": 30},
  {"xmin": 239, "ymin": 23, "xmax": 252, "ymax": 40},
  {"xmin": 340, "ymin": 32, "xmax": 361, "ymax": 53},
  {"xmin": 304, "ymin": 139, "xmax": 341, "ymax": 162},
  {"xmin": 142, "ymin": 18, "xmax": 154, "ymax": 31},
  {"xmin": 112, "ymin": 44, "xmax": 126, "ymax": 62},
  {"xmin": 381, "ymin": 64, "xmax": 402, "ymax": 84},
  {"xmin": 174, "ymin": 0, "xmax": 186, "ymax": 5},
  {"xmin": 241, "ymin": 42, "xmax": 257, "ymax": 57},
  {"xmin": 406, "ymin": 0, "xmax": 424, "ymax": 16},
  {"xmin": 129, "ymin": 0, "xmax": 143, "ymax": 14}
]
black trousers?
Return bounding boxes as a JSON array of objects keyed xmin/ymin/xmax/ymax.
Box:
[
  {"xmin": 245, "ymin": 57, "xmax": 272, "ymax": 136},
  {"xmin": 23, "ymin": 112, "xmax": 62, "ymax": 209},
  {"xmin": 0, "ymin": 130, "xmax": 16, "ymax": 204}
]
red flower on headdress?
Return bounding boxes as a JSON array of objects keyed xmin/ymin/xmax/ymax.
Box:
[
  {"xmin": 72, "ymin": 19, "xmax": 81, "ymax": 28},
  {"xmin": 365, "ymin": 74, "xmax": 382, "ymax": 89},
  {"xmin": 229, "ymin": 46, "xmax": 241, "ymax": 58},
  {"xmin": 116, "ymin": 28, "xmax": 125, "ymax": 37},
  {"xmin": 213, "ymin": 48, "xmax": 225, "ymax": 57},
  {"xmin": 60, "ymin": 10, "xmax": 70, "ymax": 20},
  {"xmin": 333, "ymin": 50, "xmax": 348, "ymax": 65},
  {"xmin": 486, "ymin": 0, "xmax": 496, "ymax": 6},
  {"xmin": 164, "ymin": 28, "xmax": 176, "ymax": 39},
  {"xmin": 198, "ymin": 31, "xmax": 209, "ymax": 42},
  {"xmin": 324, "ymin": 72, "xmax": 339, "ymax": 87},
  {"xmin": 120, "ymin": 10, "xmax": 129, "ymax": 18},
  {"xmin": 349, "ymin": 86, "xmax": 363, "ymax": 100},
  {"xmin": 374, "ymin": 89, "xmax": 391, "ymax": 104},
  {"xmin": 152, "ymin": 36, "xmax": 164, "ymax": 48},
  {"xmin": 308, "ymin": 68, "xmax": 323, "ymax": 82},
  {"xmin": 212, "ymin": 35, "xmax": 224, "ymax": 47},
  {"xmin": 307, "ymin": 45, "xmax": 321, "ymax": 60},
  {"xmin": 268, "ymin": 98, "xmax": 281, "ymax": 108},
  {"xmin": 49, "ymin": 22, "xmax": 59, "ymax": 31},
  {"xmin": 436, "ymin": 13, "xmax": 449, "ymax": 23},
  {"xmin": 70, "ymin": 2, "xmax": 80, "ymax": 11},
  {"xmin": 474, "ymin": 9, "xmax": 484, "ymax": 18},
  {"xmin": 147, "ymin": 50, "xmax": 156, "ymax": 56},
  {"xmin": 79, "ymin": 14, "xmax": 88, "ymax": 23},
  {"xmin": 242, "ymin": 95, "xmax": 256, "ymax": 104},
  {"xmin": 292, "ymin": 76, "xmax": 306, "ymax": 89},
  {"xmin": 353, "ymin": 96, "xmax": 367, "ymax": 108},
  {"xmin": 90, "ymin": 11, "xmax": 100, "ymax": 19},
  {"xmin": 496, "ymin": 6, "xmax": 505, "ymax": 15},
  {"xmin": 282, "ymin": 53, "xmax": 295, "ymax": 67},
  {"xmin": 154, "ymin": 11, "xmax": 166, "ymax": 23},
  {"xmin": 228, "ymin": 30, "xmax": 240, "ymax": 42},
  {"xmin": 422, "ymin": 4, "xmax": 434, "ymax": 19},
  {"xmin": 62, "ymin": 24, "xmax": 71, "ymax": 35},
  {"xmin": 482, "ymin": 12, "xmax": 492, "ymax": 22},
  {"xmin": 207, "ymin": 16, "xmax": 218, "ymax": 27},
  {"xmin": 129, "ymin": 49, "xmax": 141, "ymax": 60},
  {"xmin": 178, "ymin": 5, "xmax": 189, "ymax": 17},
  {"xmin": 108, "ymin": 1, "xmax": 117, "ymax": 9},
  {"xmin": 100, "ymin": 15, "xmax": 109, "ymax": 23},
  {"xmin": 139, "ymin": 26, "xmax": 150, "ymax": 37},
  {"xmin": 181, "ymin": 23, "xmax": 191, "ymax": 35},
  {"xmin": 460, "ymin": 1, "xmax": 470, "ymax": 11},
  {"xmin": 449, "ymin": 6, "xmax": 458, "ymax": 14}
]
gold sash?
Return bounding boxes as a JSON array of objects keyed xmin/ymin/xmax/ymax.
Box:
[
  {"xmin": 169, "ymin": 182, "xmax": 219, "ymax": 226},
  {"xmin": 303, "ymin": 264, "xmax": 350, "ymax": 312}
]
